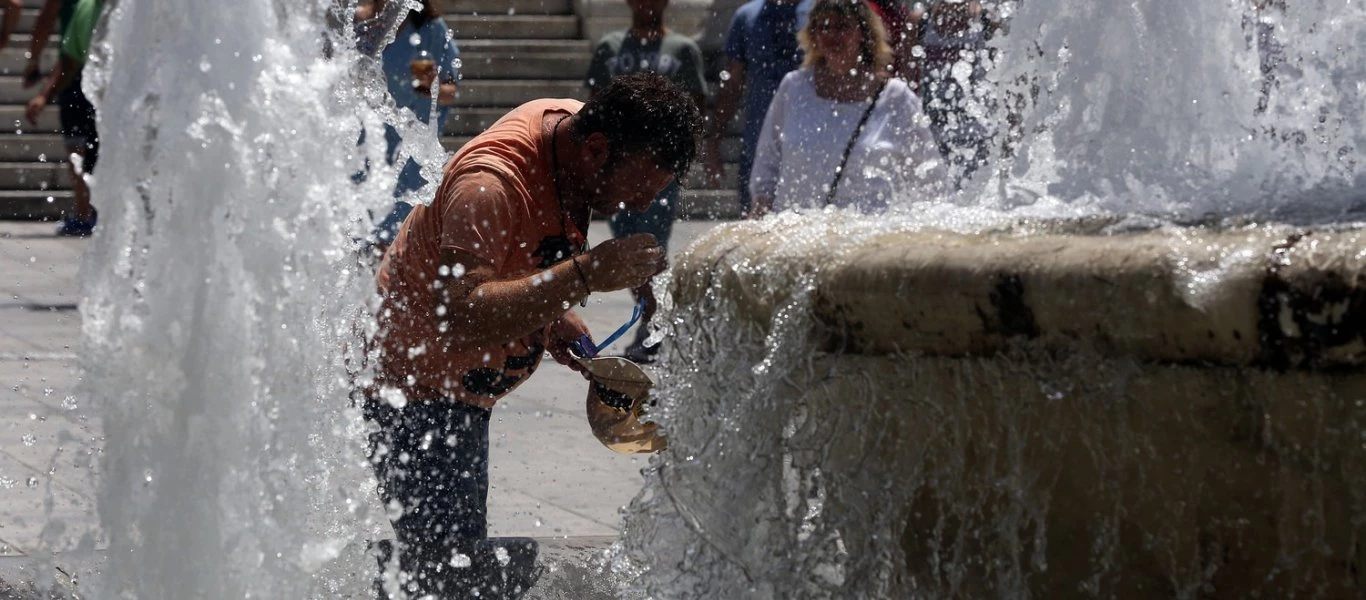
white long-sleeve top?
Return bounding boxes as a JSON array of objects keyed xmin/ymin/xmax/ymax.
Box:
[{"xmin": 749, "ymin": 69, "xmax": 947, "ymax": 213}]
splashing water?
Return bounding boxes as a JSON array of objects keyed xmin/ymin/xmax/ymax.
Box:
[
  {"xmin": 971, "ymin": 0, "xmax": 1366, "ymax": 220},
  {"xmin": 611, "ymin": 2, "xmax": 1366, "ymax": 598},
  {"xmin": 63, "ymin": 0, "xmax": 1366, "ymax": 597},
  {"xmin": 76, "ymin": 1, "xmax": 434, "ymax": 596},
  {"xmin": 615, "ymin": 211, "xmax": 1366, "ymax": 599}
]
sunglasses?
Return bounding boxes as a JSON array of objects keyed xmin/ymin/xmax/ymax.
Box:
[{"xmin": 570, "ymin": 297, "xmax": 648, "ymax": 359}]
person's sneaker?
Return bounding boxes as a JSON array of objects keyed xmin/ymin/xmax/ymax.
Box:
[
  {"xmin": 622, "ymin": 338, "xmax": 659, "ymax": 364},
  {"xmin": 55, "ymin": 210, "xmax": 97, "ymax": 237}
]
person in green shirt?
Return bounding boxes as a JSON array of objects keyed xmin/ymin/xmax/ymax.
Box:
[{"xmin": 26, "ymin": 0, "xmax": 102, "ymax": 236}]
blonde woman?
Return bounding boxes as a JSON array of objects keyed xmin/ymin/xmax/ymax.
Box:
[{"xmin": 748, "ymin": 0, "xmax": 945, "ymax": 216}]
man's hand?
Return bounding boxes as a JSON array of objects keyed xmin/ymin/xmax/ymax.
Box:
[
  {"xmin": 21, "ymin": 62, "xmax": 40, "ymax": 88},
  {"xmin": 24, "ymin": 93, "xmax": 47, "ymax": 125},
  {"xmin": 545, "ymin": 311, "xmax": 591, "ymax": 375},
  {"xmin": 579, "ymin": 233, "xmax": 667, "ymax": 293}
]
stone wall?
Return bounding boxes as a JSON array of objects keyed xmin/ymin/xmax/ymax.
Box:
[{"xmin": 576, "ymin": 0, "xmax": 744, "ymax": 51}]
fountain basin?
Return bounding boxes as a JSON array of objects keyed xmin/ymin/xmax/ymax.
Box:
[{"xmin": 636, "ymin": 220, "xmax": 1366, "ymax": 598}]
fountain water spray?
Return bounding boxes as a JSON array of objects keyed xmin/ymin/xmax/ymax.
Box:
[
  {"xmin": 59, "ymin": 0, "xmax": 1366, "ymax": 597},
  {"xmin": 615, "ymin": 2, "xmax": 1366, "ymax": 598},
  {"xmin": 77, "ymin": 0, "xmax": 446, "ymax": 596}
]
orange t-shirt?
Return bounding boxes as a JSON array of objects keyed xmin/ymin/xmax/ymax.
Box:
[{"xmin": 374, "ymin": 98, "xmax": 587, "ymax": 408}]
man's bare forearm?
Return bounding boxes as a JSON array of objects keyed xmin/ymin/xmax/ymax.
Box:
[{"xmin": 436, "ymin": 255, "xmax": 591, "ymax": 350}]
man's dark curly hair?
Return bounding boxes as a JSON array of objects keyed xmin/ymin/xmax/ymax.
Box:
[{"xmin": 573, "ymin": 72, "xmax": 703, "ymax": 179}]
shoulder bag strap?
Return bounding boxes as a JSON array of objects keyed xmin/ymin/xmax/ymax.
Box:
[{"xmin": 825, "ymin": 78, "xmax": 889, "ymax": 206}]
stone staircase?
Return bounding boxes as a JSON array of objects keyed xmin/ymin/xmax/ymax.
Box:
[{"xmin": 0, "ymin": 0, "xmax": 742, "ymax": 221}]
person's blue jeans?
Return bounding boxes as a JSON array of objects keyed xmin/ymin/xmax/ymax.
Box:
[
  {"xmin": 609, "ymin": 181, "xmax": 678, "ymax": 250},
  {"xmin": 359, "ymin": 125, "xmax": 432, "ymax": 249},
  {"xmin": 364, "ymin": 396, "xmax": 538, "ymax": 598},
  {"xmin": 737, "ymin": 147, "xmax": 754, "ymax": 213}
]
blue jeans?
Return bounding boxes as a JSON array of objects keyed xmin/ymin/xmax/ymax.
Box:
[
  {"xmin": 358, "ymin": 124, "xmax": 432, "ymax": 248},
  {"xmin": 364, "ymin": 397, "xmax": 538, "ymax": 598},
  {"xmin": 609, "ymin": 181, "xmax": 678, "ymax": 251}
]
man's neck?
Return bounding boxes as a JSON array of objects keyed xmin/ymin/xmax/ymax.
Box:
[{"xmin": 548, "ymin": 114, "xmax": 592, "ymax": 230}]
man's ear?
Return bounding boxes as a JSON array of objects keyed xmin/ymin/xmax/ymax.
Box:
[{"xmin": 583, "ymin": 132, "xmax": 612, "ymax": 172}]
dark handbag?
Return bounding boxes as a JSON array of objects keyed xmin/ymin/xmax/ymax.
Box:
[{"xmin": 825, "ymin": 78, "xmax": 889, "ymax": 205}]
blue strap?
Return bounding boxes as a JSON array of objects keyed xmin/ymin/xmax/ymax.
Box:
[{"xmin": 572, "ymin": 297, "xmax": 647, "ymax": 358}]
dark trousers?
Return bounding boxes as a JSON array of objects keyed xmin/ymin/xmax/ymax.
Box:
[{"xmin": 365, "ymin": 398, "xmax": 538, "ymax": 599}]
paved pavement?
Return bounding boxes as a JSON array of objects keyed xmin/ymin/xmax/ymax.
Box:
[{"xmin": 0, "ymin": 217, "xmax": 729, "ymax": 592}]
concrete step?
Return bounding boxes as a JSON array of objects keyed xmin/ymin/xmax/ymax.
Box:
[
  {"xmin": 456, "ymin": 38, "xmax": 591, "ymax": 55},
  {"xmin": 454, "ymin": 79, "xmax": 585, "ymax": 107},
  {"xmin": 445, "ymin": 0, "xmax": 573, "ymax": 15},
  {"xmin": 0, "ymin": 133, "xmax": 63, "ymax": 161},
  {"xmin": 443, "ymin": 107, "xmax": 508, "ymax": 136},
  {"xmin": 0, "ymin": 76, "xmax": 586, "ymax": 107},
  {"xmin": 459, "ymin": 52, "xmax": 590, "ymax": 80},
  {"xmin": 0, "ymin": 10, "xmax": 580, "ymax": 38},
  {"xmin": 0, "ymin": 189, "xmax": 71, "ymax": 220},
  {"xmin": 0, "ymin": 47, "xmax": 57, "ymax": 76},
  {"xmin": 0, "ymin": 76, "xmax": 45, "ymax": 103},
  {"xmin": 680, "ymin": 162, "xmax": 740, "ymax": 189},
  {"xmin": 0, "ymin": 105, "xmax": 59, "ymax": 133},
  {"xmin": 9, "ymin": 9, "xmax": 40, "ymax": 33},
  {"xmin": 678, "ymin": 188, "xmax": 742, "ymax": 219},
  {"xmin": 447, "ymin": 14, "xmax": 579, "ymax": 41},
  {"xmin": 0, "ymin": 161, "xmax": 67, "ymax": 189},
  {"xmin": 0, "ymin": 33, "xmax": 56, "ymax": 47}
]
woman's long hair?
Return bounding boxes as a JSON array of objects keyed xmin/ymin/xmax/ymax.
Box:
[{"xmin": 798, "ymin": 0, "xmax": 894, "ymax": 73}]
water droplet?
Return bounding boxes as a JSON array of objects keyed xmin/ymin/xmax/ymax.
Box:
[
  {"xmin": 449, "ymin": 553, "xmax": 472, "ymax": 568},
  {"xmin": 21, "ymin": 434, "xmax": 36, "ymax": 446},
  {"xmin": 199, "ymin": 56, "xmax": 211, "ymax": 72},
  {"xmin": 25, "ymin": 476, "xmax": 38, "ymax": 488},
  {"xmin": 408, "ymin": 33, "xmax": 422, "ymax": 46}
]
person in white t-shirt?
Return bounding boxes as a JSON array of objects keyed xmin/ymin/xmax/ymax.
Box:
[{"xmin": 749, "ymin": 0, "xmax": 946, "ymax": 216}]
